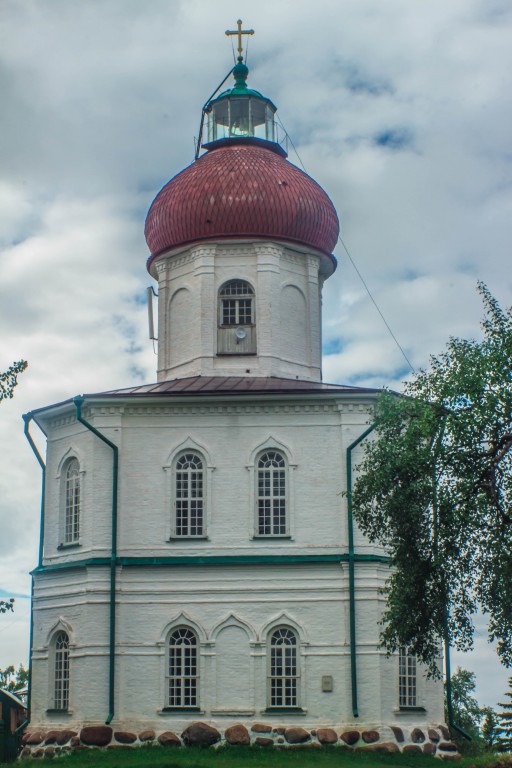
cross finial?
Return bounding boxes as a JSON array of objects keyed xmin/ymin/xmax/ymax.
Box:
[{"xmin": 225, "ymin": 19, "xmax": 254, "ymax": 59}]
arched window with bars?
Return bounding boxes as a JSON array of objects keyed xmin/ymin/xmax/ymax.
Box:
[
  {"xmin": 174, "ymin": 453, "xmax": 204, "ymax": 537},
  {"xmin": 399, "ymin": 646, "xmax": 417, "ymax": 707},
  {"xmin": 64, "ymin": 458, "xmax": 80, "ymax": 544},
  {"xmin": 268, "ymin": 627, "xmax": 299, "ymax": 708},
  {"xmin": 167, "ymin": 628, "xmax": 199, "ymax": 708},
  {"xmin": 53, "ymin": 631, "xmax": 70, "ymax": 711},
  {"xmin": 257, "ymin": 450, "xmax": 287, "ymax": 536},
  {"xmin": 217, "ymin": 279, "xmax": 256, "ymax": 354}
]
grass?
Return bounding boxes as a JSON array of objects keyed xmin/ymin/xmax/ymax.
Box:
[{"xmin": 8, "ymin": 745, "xmax": 511, "ymax": 768}]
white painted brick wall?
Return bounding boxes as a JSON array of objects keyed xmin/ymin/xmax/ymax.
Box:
[
  {"xmin": 153, "ymin": 241, "xmax": 329, "ymax": 381},
  {"xmin": 31, "ymin": 392, "xmax": 444, "ymax": 732}
]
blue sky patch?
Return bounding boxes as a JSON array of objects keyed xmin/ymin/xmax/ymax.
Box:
[
  {"xmin": 374, "ymin": 128, "xmax": 413, "ymax": 150},
  {"xmin": 322, "ymin": 337, "xmax": 344, "ymax": 355},
  {"xmin": 0, "ymin": 588, "xmax": 30, "ymax": 600}
]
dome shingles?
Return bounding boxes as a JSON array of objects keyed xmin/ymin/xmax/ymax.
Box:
[{"xmin": 145, "ymin": 143, "xmax": 339, "ymax": 269}]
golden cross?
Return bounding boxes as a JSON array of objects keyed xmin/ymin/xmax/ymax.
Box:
[{"xmin": 225, "ymin": 19, "xmax": 254, "ymax": 58}]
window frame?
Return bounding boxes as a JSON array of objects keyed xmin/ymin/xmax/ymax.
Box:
[
  {"xmin": 256, "ymin": 450, "xmax": 288, "ymax": 537},
  {"xmin": 247, "ymin": 439, "xmax": 296, "ymax": 541},
  {"xmin": 53, "ymin": 631, "xmax": 70, "ymax": 712},
  {"xmin": 164, "ymin": 442, "xmax": 214, "ymax": 541},
  {"xmin": 165, "ymin": 627, "xmax": 200, "ymax": 710},
  {"xmin": 267, "ymin": 626, "xmax": 300, "ymax": 710},
  {"xmin": 173, "ymin": 452, "xmax": 205, "ymax": 538},
  {"xmin": 57, "ymin": 453, "xmax": 84, "ymax": 549},
  {"xmin": 64, "ymin": 458, "xmax": 80, "ymax": 545},
  {"xmin": 398, "ymin": 646, "xmax": 418, "ymax": 708},
  {"xmin": 218, "ymin": 279, "xmax": 255, "ymax": 328}
]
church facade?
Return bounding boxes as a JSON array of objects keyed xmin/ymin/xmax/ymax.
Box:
[{"xmin": 23, "ymin": 37, "xmax": 448, "ymax": 753}]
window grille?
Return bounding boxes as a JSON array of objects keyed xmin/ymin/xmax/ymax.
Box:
[
  {"xmin": 168, "ymin": 628, "xmax": 198, "ymax": 707},
  {"xmin": 65, "ymin": 459, "xmax": 80, "ymax": 543},
  {"xmin": 269, "ymin": 628, "xmax": 298, "ymax": 707},
  {"xmin": 175, "ymin": 453, "xmax": 204, "ymax": 536},
  {"xmin": 219, "ymin": 280, "xmax": 254, "ymax": 326},
  {"xmin": 54, "ymin": 631, "xmax": 70, "ymax": 710},
  {"xmin": 399, "ymin": 646, "xmax": 417, "ymax": 707},
  {"xmin": 258, "ymin": 451, "xmax": 287, "ymax": 535}
]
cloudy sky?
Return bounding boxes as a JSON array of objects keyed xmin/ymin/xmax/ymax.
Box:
[{"xmin": 1, "ymin": 0, "xmax": 510, "ymax": 708}]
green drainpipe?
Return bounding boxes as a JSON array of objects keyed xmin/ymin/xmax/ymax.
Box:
[
  {"xmin": 16, "ymin": 413, "xmax": 47, "ymax": 734},
  {"xmin": 23, "ymin": 413, "xmax": 46, "ymax": 568},
  {"xmin": 346, "ymin": 420, "xmax": 379, "ymax": 719},
  {"xmin": 73, "ymin": 396, "xmax": 118, "ymax": 726}
]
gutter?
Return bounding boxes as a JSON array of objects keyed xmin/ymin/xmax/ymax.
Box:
[
  {"xmin": 346, "ymin": 420, "xmax": 379, "ymax": 718},
  {"xmin": 16, "ymin": 413, "xmax": 47, "ymax": 735},
  {"xmin": 73, "ymin": 396, "xmax": 118, "ymax": 726}
]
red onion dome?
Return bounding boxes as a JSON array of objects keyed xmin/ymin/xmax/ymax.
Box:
[{"xmin": 145, "ymin": 142, "xmax": 339, "ymax": 272}]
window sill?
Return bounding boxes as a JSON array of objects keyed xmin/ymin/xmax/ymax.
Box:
[
  {"xmin": 394, "ymin": 706, "xmax": 426, "ymax": 714},
  {"xmin": 211, "ymin": 709, "xmax": 255, "ymax": 716},
  {"xmin": 46, "ymin": 709, "xmax": 73, "ymax": 715},
  {"xmin": 168, "ymin": 536, "xmax": 209, "ymax": 542},
  {"xmin": 159, "ymin": 707, "xmax": 203, "ymax": 714},
  {"xmin": 252, "ymin": 535, "xmax": 293, "ymax": 540},
  {"xmin": 57, "ymin": 542, "xmax": 81, "ymax": 550},
  {"xmin": 263, "ymin": 707, "xmax": 306, "ymax": 714}
]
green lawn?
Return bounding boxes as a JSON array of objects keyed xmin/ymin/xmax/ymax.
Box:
[{"xmin": 7, "ymin": 746, "xmax": 510, "ymax": 768}]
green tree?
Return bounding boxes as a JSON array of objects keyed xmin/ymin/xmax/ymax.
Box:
[
  {"xmin": 446, "ymin": 667, "xmax": 483, "ymax": 739},
  {"xmin": 0, "ymin": 664, "xmax": 29, "ymax": 693},
  {"xmin": 482, "ymin": 706, "xmax": 500, "ymax": 752},
  {"xmin": 352, "ymin": 284, "xmax": 512, "ymax": 676},
  {"xmin": 1, "ymin": 359, "xmax": 27, "ymax": 614},
  {"xmin": 0, "ymin": 597, "xmax": 15, "ymax": 614},
  {"xmin": 496, "ymin": 676, "xmax": 512, "ymax": 752},
  {"xmin": 0, "ymin": 360, "xmax": 27, "ymax": 403}
]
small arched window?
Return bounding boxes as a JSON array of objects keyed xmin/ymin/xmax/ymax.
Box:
[
  {"xmin": 175, "ymin": 453, "xmax": 204, "ymax": 537},
  {"xmin": 257, "ymin": 451, "xmax": 287, "ymax": 536},
  {"xmin": 399, "ymin": 646, "xmax": 417, "ymax": 707},
  {"xmin": 269, "ymin": 627, "xmax": 298, "ymax": 708},
  {"xmin": 217, "ymin": 280, "xmax": 256, "ymax": 355},
  {"xmin": 167, "ymin": 628, "xmax": 198, "ymax": 708},
  {"xmin": 53, "ymin": 631, "xmax": 70, "ymax": 710},
  {"xmin": 219, "ymin": 280, "xmax": 254, "ymax": 326},
  {"xmin": 65, "ymin": 459, "xmax": 80, "ymax": 544}
]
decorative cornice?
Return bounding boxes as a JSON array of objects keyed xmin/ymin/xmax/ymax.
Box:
[{"xmin": 33, "ymin": 552, "xmax": 390, "ymax": 575}]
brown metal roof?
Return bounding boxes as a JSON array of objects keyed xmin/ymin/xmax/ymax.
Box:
[{"xmin": 87, "ymin": 376, "xmax": 380, "ymax": 398}]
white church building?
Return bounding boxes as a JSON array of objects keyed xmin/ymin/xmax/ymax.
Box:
[{"xmin": 22, "ymin": 29, "xmax": 449, "ymax": 754}]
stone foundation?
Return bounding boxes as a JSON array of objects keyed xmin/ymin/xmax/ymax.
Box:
[{"xmin": 20, "ymin": 723, "xmax": 460, "ymax": 758}]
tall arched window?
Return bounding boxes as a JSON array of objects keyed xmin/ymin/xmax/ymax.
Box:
[
  {"xmin": 269, "ymin": 627, "xmax": 298, "ymax": 708},
  {"xmin": 175, "ymin": 453, "xmax": 204, "ymax": 537},
  {"xmin": 65, "ymin": 459, "xmax": 80, "ymax": 544},
  {"xmin": 53, "ymin": 631, "xmax": 70, "ymax": 710},
  {"xmin": 399, "ymin": 646, "xmax": 417, "ymax": 707},
  {"xmin": 167, "ymin": 628, "xmax": 198, "ymax": 708},
  {"xmin": 257, "ymin": 451, "xmax": 287, "ymax": 536}
]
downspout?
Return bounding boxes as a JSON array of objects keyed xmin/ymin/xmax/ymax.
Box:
[
  {"xmin": 16, "ymin": 413, "xmax": 47, "ymax": 734},
  {"xmin": 23, "ymin": 414, "xmax": 46, "ymax": 568},
  {"xmin": 346, "ymin": 420, "xmax": 379, "ymax": 719},
  {"xmin": 73, "ymin": 396, "xmax": 118, "ymax": 726}
]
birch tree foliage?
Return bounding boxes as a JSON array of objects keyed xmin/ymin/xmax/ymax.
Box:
[
  {"xmin": 0, "ymin": 359, "xmax": 27, "ymax": 615},
  {"xmin": 352, "ymin": 283, "xmax": 512, "ymax": 677}
]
